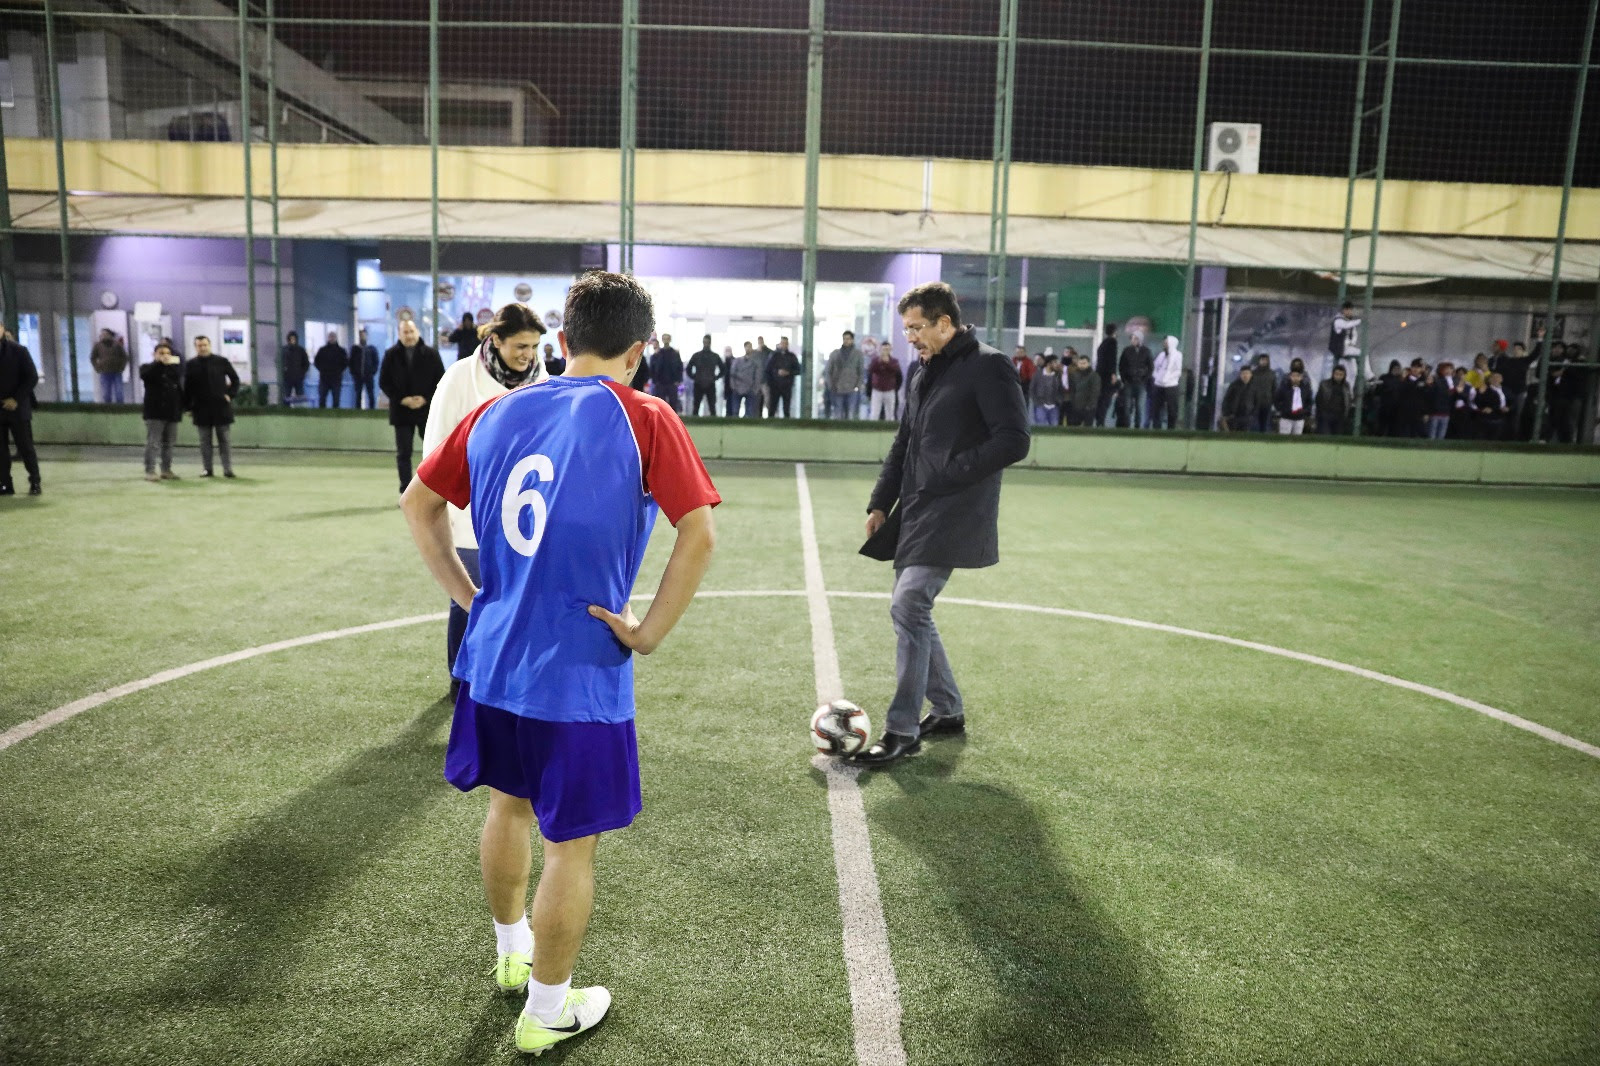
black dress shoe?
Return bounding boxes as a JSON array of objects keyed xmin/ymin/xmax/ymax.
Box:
[
  {"xmin": 27, "ymin": 482, "xmax": 40, "ymax": 496},
  {"xmin": 0, "ymin": 483, "xmax": 13, "ymax": 496},
  {"xmin": 852, "ymin": 732, "xmax": 921, "ymax": 766},
  {"xmin": 918, "ymin": 713, "xmax": 966, "ymax": 738}
]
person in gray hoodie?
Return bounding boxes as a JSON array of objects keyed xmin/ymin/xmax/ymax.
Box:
[
  {"xmin": 1028, "ymin": 354, "xmax": 1064, "ymax": 425},
  {"xmin": 825, "ymin": 331, "xmax": 866, "ymax": 419}
]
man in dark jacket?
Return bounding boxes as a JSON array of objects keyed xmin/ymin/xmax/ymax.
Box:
[
  {"xmin": 1066, "ymin": 352, "xmax": 1101, "ymax": 426},
  {"xmin": 1248, "ymin": 353, "xmax": 1277, "ymax": 432},
  {"xmin": 1118, "ymin": 333, "xmax": 1154, "ymax": 429},
  {"xmin": 139, "ymin": 339, "xmax": 185, "ymax": 480},
  {"xmin": 1094, "ymin": 323, "xmax": 1120, "ymax": 427},
  {"xmin": 349, "ymin": 328, "xmax": 380, "ymax": 410},
  {"xmin": 857, "ymin": 282, "xmax": 1030, "ymax": 766},
  {"xmin": 1424, "ymin": 361, "xmax": 1456, "ymax": 440},
  {"xmin": 315, "ymin": 331, "xmax": 348, "ymax": 408},
  {"xmin": 650, "ymin": 333, "xmax": 684, "ymax": 413},
  {"xmin": 1315, "ymin": 365, "xmax": 1352, "ymax": 435},
  {"xmin": 686, "ymin": 335, "xmax": 723, "ymax": 417},
  {"xmin": 0, "ymin": 332, "xmax": 42, "ymax": 495},
  {"xmin": 379, "ymin": 318, "xmax": 445, "ymax": 493},
  {"xmin": 1396, "ymin": 359, "xmax": 1429, "ymax": 437},
  {"xmin": 183, "ymin": 335, "xmax": 240, "ymax": 477},
  {"xmin": 1221, "ymin": 366, "xmax": 1258, "ymax": 431},
  {"xmin": 766, "ymin": 337, "xmax": 802, "ymax": 418},
  {"xmin": 1274, "ymin": 369, "xmax": 1313, "ymax": 435},
  {"xmin": 280, "ymin": 330, "xmax": 310, "ymax": 405}
]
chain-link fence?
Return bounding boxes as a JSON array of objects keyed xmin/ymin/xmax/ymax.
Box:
[{"xmin": 2, "ymin": 0, "xmax": 1596, "ymax": 439}]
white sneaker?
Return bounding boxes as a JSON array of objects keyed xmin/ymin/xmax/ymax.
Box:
[{"xmin": 513, "ymin": 986, "xmax": 612, "ymax": 1055}]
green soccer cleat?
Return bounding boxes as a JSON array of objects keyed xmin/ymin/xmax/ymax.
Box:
[
  {"xmin": 494, "ymin": 951, "xmax": 532, "ymax": 995},
  {"xmin": 514, "ymin": 986, "xmax": 612, "ymax": 1055}
]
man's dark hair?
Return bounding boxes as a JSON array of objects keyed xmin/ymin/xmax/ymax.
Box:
[
  {"xmin": 842, "ymin": 330, "xmax": 855, "ymax": 340},
  {"xmin": 1342, "ymin": 302, "xmax": 1355, "ymax": 311},
  {"xmin": 194, "ymin": 335, "xmax": 210, "ymax": 344},
  {"xmin": 897, "ymin": 281, "xmax": 963, "ymax": 327},
  {"xmin": 286, "ymin": 331, "xmax": 298, "ymax": 341},
  {"xmin": 563, "ymin": 271, "xmax": 655, "ymax": 359},
  {"xmin": 1332, "ymin": 364, "xmax": 1347, "ymax": 376},
  {"xmin": 481, "ymin": 301, "xmax": 547, "ymax": 342},
  {"xmin": 1105, "ymin": 322, "xmax": 1118, "ymax": 335}
]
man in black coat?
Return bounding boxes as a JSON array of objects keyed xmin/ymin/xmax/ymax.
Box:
[
  {"xmin": 0, "ymin": 332, "xmax": 42, "ymax": 495},
  {"xmin": 649, "ymin": 333, "xmax": 684, "ymax": 413},
  {"xmin": 765, "ymin": 336, "xmax": 802, "ymax": 418},
  {"xmin": 685, "ymin": 334, "xmax": 723, "ymax": 417},
  {"xmin": 856, "ymin": 281, "xmax": 1030, "ymax": 766},
  {"xmin": 349, "ymin": 328, "xmax": 380, "ymax": 410},
  {"xmin": 1118, "ymin": 333, "xmax": 1154, "ymax": 429},
  {"xmin": 1094, "ymin": 322, "xmax": 1120, "ymax": 426},
  {"xmin": 379, "ymin": 318, "xmax": 445, "ymax": 493},
  {"xmin": 280, "ymin": 330, "xmax": 310, "ymax": 405},
  {"xmin": 315, "ymin": 331, "xmax": 348, "ymax": 409},
  {"xmin": 183, "ymin": 335, "xmax": 240, "ymax": 477}
]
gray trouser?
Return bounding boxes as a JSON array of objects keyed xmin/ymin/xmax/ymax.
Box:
[
  {"xmin": 884, "ymin": 565, "xmax": 963, "ymax": 738},
  {"xmin": 144, "ymin": 419, "xmax": 178, "ymax": 474},
  {"xmin": 198, "ymin": 423, "xmax": 233, "ymax": 475}
]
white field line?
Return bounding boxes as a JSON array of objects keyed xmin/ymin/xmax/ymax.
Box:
[
  {"xmin": 827, "ymin": 591, "xmax": 1600, "ymax": 762},
  {"xmin": 795, "ymin": 463, "xmax": 908, "ymax": 1066},
  {"xmin": 9, "ymin": 589, "xmax": 1594, "ymax": 769},
  {"xmin": 0, "ymin": 613, "xmax": 449, "ymax": 753}
]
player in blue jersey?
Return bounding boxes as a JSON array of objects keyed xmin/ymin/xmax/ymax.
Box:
[{"xmin": 401, "ymin": 271, "xmax": 720, "ymax": 1055}]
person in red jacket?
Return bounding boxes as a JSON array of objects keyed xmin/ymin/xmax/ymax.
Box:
[
  {"xmin": 1011, "ymin": 345, "xmax": 1035, "ymax": 390},
  {"xmin": 867, "ymin": 343, "xmax": 904, "ymax": 421}
]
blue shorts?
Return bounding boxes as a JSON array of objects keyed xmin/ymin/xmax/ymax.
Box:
[{"xmin": 444, "ymin": 682, "xmax": 642, "ymax": 843}]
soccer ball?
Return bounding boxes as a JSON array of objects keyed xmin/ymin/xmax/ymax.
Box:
[{"xmin": 811, "ymin": 700, "xmax": 870, "ymax": 757}]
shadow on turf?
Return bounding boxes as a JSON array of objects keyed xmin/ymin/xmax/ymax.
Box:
[
  {"xmin": 146, "ymin": 697, "xmax": 454, "ymax": 1006},
  {"xmin": 867, "ymin": 766, "xmax": 1170, "ymax": 1063}
]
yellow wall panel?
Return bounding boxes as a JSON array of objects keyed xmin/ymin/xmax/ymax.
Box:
[{"xmin": 5, "ymin": 138, "xmax": 1594, "ymax": 241}]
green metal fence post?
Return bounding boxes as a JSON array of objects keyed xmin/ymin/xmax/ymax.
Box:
[
  {"xmin": 0, "ymin": 97, "xmax": 19, "ymax": 341},
  {"xmin": 1181, "ymin": 0, "xmax": 1215, "ymax": 430},
  {"xmin": 619, "ymin": 0, "xmax": 638, "ymax": 275},
  {"xmin": 267, "ymin": 0, "xmax": 284, "ymax": 403},
  {"xmin": 1335, "ymin": 0, "xmax": 1377, "ymax": 357},
  {"xmin": 799, "ymin": 0, "xmax": 824, "ymax": 419},
  {"xmin": 428, "ymin": 0, "xmax": 440, "ymax": 344},
  {"xmin": 238, "ymin": 2, "xmax": 260, "ymax": 390},
  {"xmin": 44, "ymin": 0, "xmax": 79, "ymax": 401},
  {"xmin": 1531, "ymin": 0, "xmax": 1597, "ymax": 443},
  {"xmin": 1353, "ymin": 0, "xmax": 1403, "ymax": 437},
  {"xmin": 984, "ymin": 0, "xmax": 1018, "ymax": 349}
]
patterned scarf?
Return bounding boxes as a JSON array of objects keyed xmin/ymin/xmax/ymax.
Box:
[{"xmin": 478, "ymin": 334, "xmax": 536, "ymax": 389}]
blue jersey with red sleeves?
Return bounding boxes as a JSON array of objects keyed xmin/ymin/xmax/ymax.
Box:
[{"xmin": 417, "ymin": 375, "xmax": 720, "ymax": 723}]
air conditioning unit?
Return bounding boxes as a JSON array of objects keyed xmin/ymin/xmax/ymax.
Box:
[{"xmin": 1207, "ymin": 122, "xmax": 1261, "ymax": 173}]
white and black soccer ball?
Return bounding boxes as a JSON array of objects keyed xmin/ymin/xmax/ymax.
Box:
[{"xmin": 811, "ymin": 699, "xmax": 870, "ymax": 757}]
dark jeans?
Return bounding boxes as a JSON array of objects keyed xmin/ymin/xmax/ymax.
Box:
[
  {"xmin": 394, "ymin": 422, "xmax": 424, "ymax": 491},
  {"xmin": 352, "ymin": 377, "xmax": 376, "ymax": 410},
  {"xmin": 767, "ymin": 385, "xmax": 793, "ymax": 418},
  {"xmin": 1317, "ymin": 414, "xmax": 1348, "ymax": 435},
  {"xmin": 446, "ymin": 547, "xmax": 482, "ymax": 679},
  {"xmin": 691, "ymin": 383, "xmax": 718, "ymax": 416},
  {"xmin": 319, "ymin": 376, "xmax": 342, "ymax": 408},
  {"xmin": 144, "ymin": 419, "xmax": 178, "ymax": 474},
  {"xmin": 1, "ymin": 418, "xmax": 41, "ymax": 488},
  {"xmin": 282, "ymin": 378, "xmax": 305, "ymax": 405},
  {"xmin": 723, "ymin": 388, "xmax": 737, "ymax": 417},
  {"xmin": 1123, "ymin": 382, "xmax": 1149, "ymax": 428},
  {"xmin": 1150, "ymin": 385, "xmax": 1179, "ymax": 429},
  {"xmin": 884, "ymin": 565, "xmax": 963, "ymax": 738}
]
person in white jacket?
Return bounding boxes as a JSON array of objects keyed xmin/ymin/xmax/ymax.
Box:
[
  {"xmin": 422, "ymin": 302, "xmax": 549, "ymax": 693},
  {"xmin": 1150, "ymin": 335, "xmax": 1184, "ymax": 430}
]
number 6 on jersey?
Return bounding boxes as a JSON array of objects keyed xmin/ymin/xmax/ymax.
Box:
[{"xmin": 501, "ymin": 454, "xmax": 555, "ymax": 557}]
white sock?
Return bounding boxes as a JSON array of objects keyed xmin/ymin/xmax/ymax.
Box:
[
  {"xmin": 494, "ymin": 914, "xmax": 532, "ymax": 956},
  {"xmin": 525, "ymin": 976, "xmax": 571, "ymax": 1023}
]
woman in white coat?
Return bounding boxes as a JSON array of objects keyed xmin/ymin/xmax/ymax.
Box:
[{"xmin": 422, "ymin": 302, "xmax": 549, "ymax": 694}]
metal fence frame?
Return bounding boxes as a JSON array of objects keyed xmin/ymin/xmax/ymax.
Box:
[{"xmin": 1, "ymin": 0, "xmax": 1596, "ymax": 437}]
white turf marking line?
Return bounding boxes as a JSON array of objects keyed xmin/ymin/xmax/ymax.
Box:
[
  {"xmin": 0, "ymin": 613, "xmax": 449, "ymax": 753},
  {"xmin": 795, "ymin": 463, "xmax": 908, "ymax": 1066},
  {"xmin": 826, "ymin": 591, "xmax": 1600, "ymax": 762}
]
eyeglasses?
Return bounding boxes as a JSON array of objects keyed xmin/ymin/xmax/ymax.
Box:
[{"xmin": 902, "ymin": 322, "xmax": 933, "ymax": 338}]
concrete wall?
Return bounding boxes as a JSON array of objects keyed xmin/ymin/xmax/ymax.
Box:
[{"xmin": 31, "ymin": 408, "xmax": 1600, "ymax": 487}]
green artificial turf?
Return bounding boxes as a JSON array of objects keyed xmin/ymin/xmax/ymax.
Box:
[{"xmin": 2, "ymin": 447, "xmax": 1597, "ymax": 1065}]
